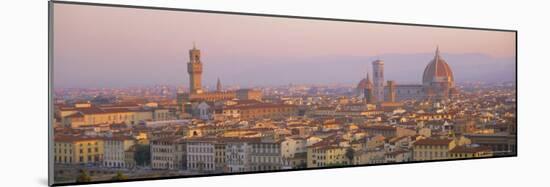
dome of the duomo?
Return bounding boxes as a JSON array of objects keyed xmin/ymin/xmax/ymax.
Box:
[
  {"xmin": 356, "ymin": 72, "xmax": 373, "ymax": 97},
  {"xmin": 356, "ymin": 73, "xmax": 373, "ymax": 90},
  {"xmin": 355, "ymin": 46, "xmax": 458, "ymax": 102},
  {"xmin": 422, "ymin": 47, "xmax": 454, "ymax": 85},
  {"xmin": 357, "ymin": 78, "xmax": 369, "ymax": 90}
]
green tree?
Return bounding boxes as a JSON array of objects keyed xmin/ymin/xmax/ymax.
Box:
[
  {"xmin": 345, "ymin": 147, "xmax": 355, "ymax": 165},
  {"xmin": 111, "ymin": 171, "xmax": 128, "ymax": 181},
  {"xmin": 76, "ymin": 170, "xmax": 91, "ymax": 183},
  {"xmin": 134, "ymin": 144, "xmax": 151, "ymax": 166}
]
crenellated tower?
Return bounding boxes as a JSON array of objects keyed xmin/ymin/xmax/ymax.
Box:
[{"xmin": 188, "ymin": 43, "xmax": 203, "ymax": 94}]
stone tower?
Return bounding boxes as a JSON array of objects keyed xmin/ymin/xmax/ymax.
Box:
[
  {"xmin": 372, "ymin": 59, "xmax": 385, "ymax": 102},
  {"xmin": 216, "ymin": 77, "xmax": 222, "ymax": 92},
  {"xmin": 187, "ymin": 43, "xmax": 203, "ymax": 94},
  {"xmin": 387, "ymin": 80, "xmax": 396, "ymax": 102},
  {"xmin": 364, "ymin": 72, "xmax": 375, "ymax": 104}
]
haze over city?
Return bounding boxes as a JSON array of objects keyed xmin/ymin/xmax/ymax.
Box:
[
  {"xmin": 51, "ymin": 2, "xmax": 516, "ymax": 185},
  {"xmin": 53, "ymin": 3, "xmax": 516, "ymax": 88}
]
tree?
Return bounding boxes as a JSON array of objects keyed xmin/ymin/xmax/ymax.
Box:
[
  {"xmin": 134, "ymin": 144, "xmax": 151, "ymax": 166},
  {"xmin": 111, "ymin": 171, "xmax": 128, "ymax": 181},
  {"xmin": 76, "ymin": 170, "xmax": 91, "ymax": 183},
  {"xmin": 345, "ymin": 147, "xmax": 355, "ymax": 165}
]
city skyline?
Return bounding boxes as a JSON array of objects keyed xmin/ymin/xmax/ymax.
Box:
[
  {"xmin": 50, "ymin": 2, "xmax": 516, "ymax": 185},
  {"xmin": 53, "ymin": 3, "xmax": 515, "ymax": 88}
]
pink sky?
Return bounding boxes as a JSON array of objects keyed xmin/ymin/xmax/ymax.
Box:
[{"xmin": 53, "ymin": 3, "xmax": 516, "ymax": 88}]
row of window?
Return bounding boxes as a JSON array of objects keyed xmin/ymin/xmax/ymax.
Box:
[
  {"xmin": 312, "ymin": 149, "xmax": 343, "ymax": 154},
  {"xmin": 88, "ymin": 114, "xmax": 135, "ymax": 123},
  {"xmin": 188, "ymin": 163, "xmax": 214, "ymax": 170},
  {"xmin": 104, "ymin": 161, "xmax": 125, "ymax": 168},
  {"xmin": 152, "ymin": 147, "xmax": 173, "ymax": 153},
  {"xmin": 77, "ymin": 148, "xmax": 99, "ymax": 154},
  {"xmin": 155, "ymin": 112, "xmax": 169, "ymax": 120},
  {"xmin": 252, "ymin": 144, "xmax": 279, "ymax": 149},
  {"xmin": 78, "ymin": 142, "xmax": 98, "ymax": 146},
  {"xmin": 314, "ymin": 161, "xmax": 348, "ymax": 167},
  {"xmin": 252, "ymin": 165, "xmax": 280, "ymax": 171},
  {"xmin": 152, "ymin": 162, "xmax": 173, "ymax": 169},
  {"xmin": 54, "ymin": 156, "xmax": 72, "ymax": 163},
  {"xmin": 54, "ymin": 148, "xmax": 72, "ymax": 154},
  {"xmin": 251, "ymin": 148, "xmax": 279, "ymax": 154},
  {"xmin": 414, "ymin": 151, "xmax": 449, "ymax": 158},
  {"xmin": 251, "ymin": 156, "xmax": 281, "ymax": 163},
  {"xmin": 188, "ymin": 146, "xmax": 214, "ymax": 153},
  {"xmin": 228, "ymin": 167, "xmax": 245, "ymax": 172},
  {"xmin": 105, "ymin": 141, "xmax": 124, "ymax": 145},
  {"xmin": 104, "ymin": 152, "xmax": 125, "ymax": 159},
  {"xmin": 416, "ymin": 145, "xmax": 449, "ymax": 149},
  {"xmin": 152, "ymin": 156, "xmax": 173, "ymax": 161},
  {"xmin": 188, "ymin": 155, "xmax": 214, "ymax": 162}
]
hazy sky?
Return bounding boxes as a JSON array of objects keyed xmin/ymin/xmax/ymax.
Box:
[{"xmin": 53, "ymin": 3, "xmax": 516, "ymax": 88}]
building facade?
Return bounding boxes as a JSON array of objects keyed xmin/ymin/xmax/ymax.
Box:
[
  {"xmin": 225, "ymin": 140, "xmax": 253, "ymax": 173},
  {"xmin": 249, "ymin": 141, "xmax": 282, "ymax": 171},
  {"xmin": 307, "ymin": 141, "xmax": 348, "ymax": 168},
  {"xmin": 186, "ymin": 139, "xmax": 216, "ymax": 172},
  {"xmin": 150, "ymin": 136, "xmax": 180, "ymax": 170},
  {"xmin": 221, "ymin": 103, "xmax": 299, "ymax": 120},
  {"xmin": 103, "ymin": 136, "xmax": 135, "ymax": 168},
  {"xmin": 449, "ymin": 144, "xmax": 493, "ymax": 159},
  {"xmin": 412, "ymin": 138, "xmax": 456, "ymax": 161},
  {"xmin": 53, "ymin": 136, "xmax": 104, "ymax": 165}
]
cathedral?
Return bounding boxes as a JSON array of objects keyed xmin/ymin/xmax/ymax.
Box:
[{"xmin": 357, "ymin": 47, "xmax": 458, "ymax": 102}]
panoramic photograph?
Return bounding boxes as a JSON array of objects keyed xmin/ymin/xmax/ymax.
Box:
[{"xmin": 51, "ymin": 2, "xmax": 517, "ymax": 185}]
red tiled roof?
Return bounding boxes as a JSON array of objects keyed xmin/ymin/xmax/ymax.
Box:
[
  {"xmin": 54, "ymin": 135, "xmax": 101, "ymax": 142},
  {"xmin": 365, "ymin": 125, "xmax": 396, "ymax": 131},
  {"xmin": 413, "ymin": 138, "xmax": 453, "ymax": 146},
  {"xmin": 449, "ymin": 145, "xmax": 492, "ymax": 154},
  {"xmin": 223, "ymin": 103, "xmax": 295, "ymax": 110},
  {"xmin": 65, "ymin": 112, "xmax": 84, "ymax": 118},
  {"xmin": 104, "ymin": 135, "xmax": 135, "ymax": 141}
]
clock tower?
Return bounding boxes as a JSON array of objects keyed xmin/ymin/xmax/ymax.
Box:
[{"xmin": 187, "ymin": 43, "xmax": 203, "ymax": 94}]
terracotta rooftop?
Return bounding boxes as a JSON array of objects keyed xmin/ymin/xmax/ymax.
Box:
[
  {"xmin": 54, "ymin": 135, "xmax": 101, "ymax": 142},
  {"xmin": 103, "ymin": 135, "xmax": 135, "ymax": 141},
  {"xmin": 223, "ymin": 103, "xmax": 295, "ymax": 110},
  {"xmin": 365, "ymin": 125, "xmax": 397, "ymax": 131},
  {"xmin": 449, "ymin": 145, "xmax": 492, "ymax": 154},
  {"xmin": 413, "ymin": 138, "xmax": 453, "ymax": 146}
]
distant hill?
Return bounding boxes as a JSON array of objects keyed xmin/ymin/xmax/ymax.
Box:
[{"xmin": 203, "ymin": 53, "xmax": 516, "ymax": 87}]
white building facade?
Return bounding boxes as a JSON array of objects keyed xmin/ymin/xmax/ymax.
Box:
[
  {"xmin": 103, "ymin": 136, "xmax": 135, "ymax": 168},
  {"xmin": 186, "ymin": 140, "xmax": 216, "ymax": 172}
]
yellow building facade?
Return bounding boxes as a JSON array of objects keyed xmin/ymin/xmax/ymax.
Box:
[
  {"xmin": 54, "ymin": 136, "xmax": 104, "ymax": 165},
  {"xmin": 59, "ymin": 105, "xmax": 168, "ymax": 128},
  {"xmin": 413, "ymin": 138, "xmax": 456, "ymax": 161},
  {"xmin": 449, "ymin": 145, "xmax": 493, "ymax": 159},
  {"xmin": 307, "ymin": 143, "xmax": 347, "ymax": 168}
]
